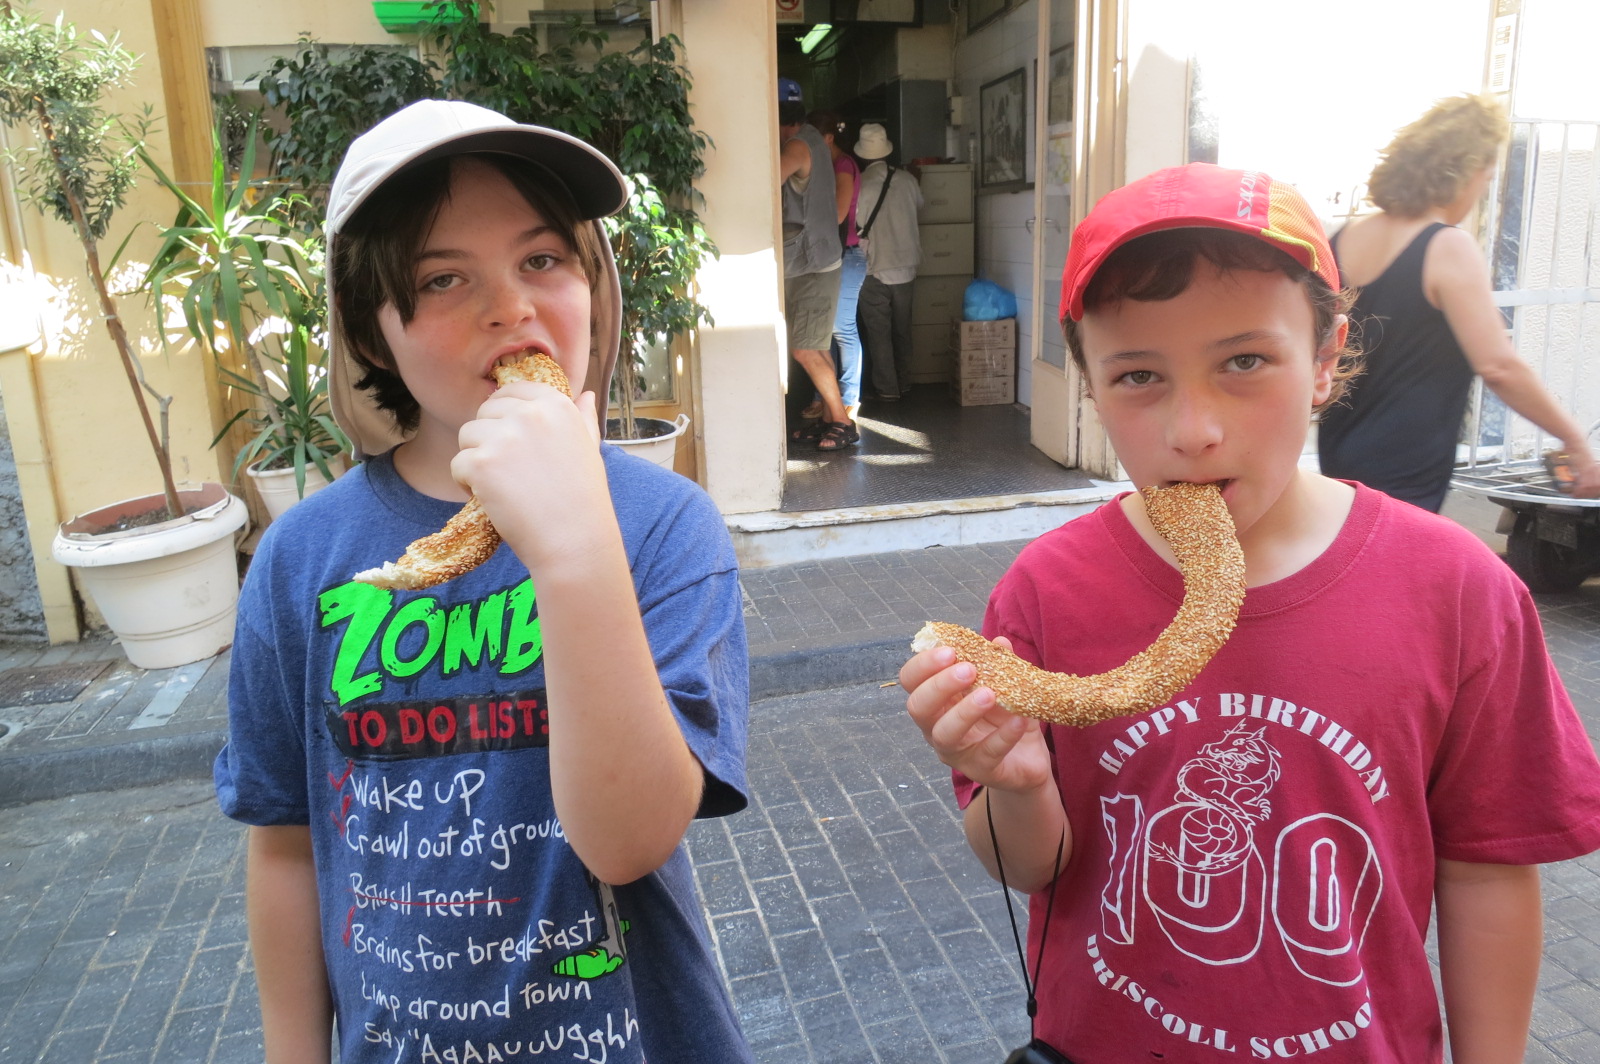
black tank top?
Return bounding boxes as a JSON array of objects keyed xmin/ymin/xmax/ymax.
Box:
[{"xmin": 1318, "ymin": 223, "xmax": 1473, "ymax": 512}]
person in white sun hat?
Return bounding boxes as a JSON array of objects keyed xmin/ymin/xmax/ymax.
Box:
[
  {"xmin": 851, "ymin": 122, "xmax": 923, "ymax": 403},
  {"xmin": 214, "ymin": 99, "xmax": 754, "ymax": 1064}
]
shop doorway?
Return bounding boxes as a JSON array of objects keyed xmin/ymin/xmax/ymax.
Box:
[{"xmin": 775, "ymin": 5, "xmax": 1092, "ymax": 512}]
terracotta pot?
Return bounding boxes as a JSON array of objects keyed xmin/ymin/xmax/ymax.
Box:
[{"xmin": 50, "ymin": 483, "xmax": 249, "ymax": 669}]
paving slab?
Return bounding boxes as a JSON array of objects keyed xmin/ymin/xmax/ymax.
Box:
[
  {"xmin": 0, "ymin": 541, "xmax": 1025, "ymax": 807},
  {"xmin": 6, "ymin": 669, "xmax": 1600, "ymax": 1062}
]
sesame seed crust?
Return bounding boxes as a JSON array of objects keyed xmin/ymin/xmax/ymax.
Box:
[
  {"xmin": 351, "ymin": 351, "xmax": 568, "ymax": 590},
  {"xmin": 910, "ymin": 481, "xmax": 1246, "ymax": 726}
]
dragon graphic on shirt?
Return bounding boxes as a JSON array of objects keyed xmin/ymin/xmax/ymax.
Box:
[{"xmin": 1150, "ymin": 723, "xmax": 1282, "ymax": 877}]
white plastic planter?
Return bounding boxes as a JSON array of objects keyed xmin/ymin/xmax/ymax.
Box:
[
  {"xmin": 51, "ymin": 483, "xmax": 249, "ymax": 669},
  {"xmin": 605, "ymin": 413, "xmax": 690, "ymax": 471},
  {"xmin": 246, "ymin": 453, "xmax": 346, "ymax": 522}
]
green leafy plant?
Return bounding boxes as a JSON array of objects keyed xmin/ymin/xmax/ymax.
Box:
[
  {"xmin": 0, "ymin": 3, "xmax": 181, "ymax": 518},
  {"xmin": 214, "ymin": 322, "xmax": 347, "ymax": 495},
  {"xmin": 256, "ymin": 38, "xmax": 438, "ymax": 210},
  {"xmin": 135, "ymin": 119, "xmax": 346, "ymax": 498},
  {"xmin": 255, "ymin": 11, "xmax": 717, "ymax": 441},
  {"xmin": 433, "ymin": 14, "xmax": 716, "ymax": 438},
  {"xmin": 605, "ymin": 173, "xmax": 714, "ymax": 430}
]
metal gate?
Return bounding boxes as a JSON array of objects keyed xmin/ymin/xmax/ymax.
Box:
[{"xmin": 1465, "ymin": 117, "xmax": 1600, "ymax": 463}]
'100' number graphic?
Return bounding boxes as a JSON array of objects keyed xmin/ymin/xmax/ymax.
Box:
[{"xmin": 1097, "ymin": 727, "xmax": 1383, "ymax": 988}]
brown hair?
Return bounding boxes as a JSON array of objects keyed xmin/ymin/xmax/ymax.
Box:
[
  {"xmin": 1061, "ymin": 229, "xmax": 1362, "ymax": 412},
  {"xmin": 806, "ymin": 110, "xmax": 849, "ymax": 146},
  {"xmin": 332, "ymin": 153, "xmax": 606, "ymax": 432},
  {"xmin": 1365, "ymin": 94, "xmax": 1508, "ymax": 216}
]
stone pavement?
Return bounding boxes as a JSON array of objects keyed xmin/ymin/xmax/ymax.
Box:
[
  {"xmin": 0, "ymin": 540, "xmax": 1024, "ymax": 807},
  {"xmin": 1, "ymin": 541, "xmax": 1599, "ymax": 1062}
]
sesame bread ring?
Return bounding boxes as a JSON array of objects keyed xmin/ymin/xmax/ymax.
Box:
[
  {"xmin": 351, "ymin": 351, "xmax": 571, "ymax": 591},
  {"xmin": 911, "ymin": 481, "xmax": 1246, "ymax": 727}
]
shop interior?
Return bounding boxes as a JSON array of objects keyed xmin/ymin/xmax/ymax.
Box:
[{"xmin": 775, "ymin": 3, "xmax": 1092, "ymax": 513}]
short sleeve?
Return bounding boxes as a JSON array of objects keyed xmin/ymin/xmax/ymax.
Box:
[
  {"xmin": 213, "ymin": 585, "xmax": 312, "ymax": 826},
  {"xmin": 1427, "ymin": 578, "xmax": 1600, "ymax": 863},
  {"xmin": 623, "ymin": 471, "xmax": 751, "ymax": 819}
]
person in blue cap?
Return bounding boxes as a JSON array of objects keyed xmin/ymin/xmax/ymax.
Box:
[{"xmin": 777, "ymin": 77, "xmax": 855, "ymax": 451}]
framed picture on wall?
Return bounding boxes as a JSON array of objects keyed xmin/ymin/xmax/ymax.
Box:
[
  {"xmin": 966, "ymin": 0, "xmax": 1008, "ymax": 34},
  {"xmin": 979, "ymin": 68, "xmax": 1029, "ymax": 191}
]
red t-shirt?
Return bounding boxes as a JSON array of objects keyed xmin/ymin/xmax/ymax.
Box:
[{"xmin": 961, "ymin": 484, "xmax": 1600, "ymax": 1063}]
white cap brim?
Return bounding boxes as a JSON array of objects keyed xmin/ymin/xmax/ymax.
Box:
[{"xmin": 325, "ymin": 101, "xmax": 627, "ymax": 460}]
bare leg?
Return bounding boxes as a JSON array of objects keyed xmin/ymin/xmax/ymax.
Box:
[{"xmin": 793, "ymin": 348, "xmax": 850, "ymax": 425}]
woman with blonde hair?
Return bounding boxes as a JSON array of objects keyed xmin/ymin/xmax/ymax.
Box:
[{"xmin": 1318, "ymin": 93, "xmax": 1599, "ymax": 511}]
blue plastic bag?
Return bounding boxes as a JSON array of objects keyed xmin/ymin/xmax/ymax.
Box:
[{"xmin": 963, "ymin": 278, "xmax": 1018, "ymax": 321}]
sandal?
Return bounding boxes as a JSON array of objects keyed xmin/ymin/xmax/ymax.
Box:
[
  {"xmin": 814, "ymin": 420, "xmax": 860, "ymax": 451},
  {"xmin": 790, "ymin": 420, "xmax": 826, "ymax": 441}
]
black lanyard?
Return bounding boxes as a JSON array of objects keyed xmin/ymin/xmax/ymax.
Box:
[{"xmin": 986, "ymin": 786, "xmax": 1066, "ymax": 1041}]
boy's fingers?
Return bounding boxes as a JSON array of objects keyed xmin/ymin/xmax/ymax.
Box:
[
  {"xmin": 925, "ymin": 686, "xmax": 1008, "ymax": 753},
  {"xmin": 969, "ymin": 712, "xmax": 1030, "ymax": 766},
  {"xmin": 899, "ymin": 645, "xmax": 956, "ymax": 691},
  {"xmin": 904, "ymin": 658, "xmax": 977, "ymax": 729},
  {"xmin": 575, "ymin": 391, "xmax": 602, "ymax": 446}
]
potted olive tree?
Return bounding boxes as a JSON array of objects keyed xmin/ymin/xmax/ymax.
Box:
[{"xmin": 0, "ymin": 5, "xmax": 247, "ymax": 669}]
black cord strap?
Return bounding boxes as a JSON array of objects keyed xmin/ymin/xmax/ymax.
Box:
[
  {"xmin": 857, "ymin": 165, "xmax": 895, "ymax": 240},
  {"xmin": 985, "ymin": 786, "xmax": 1066, "ymax": 1032}
]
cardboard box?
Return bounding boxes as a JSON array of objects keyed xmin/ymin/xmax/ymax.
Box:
[
  {"xmin": 956, "ymin": 318, "xmax": 1016, "ymax": 349},
  {"xmin": 955, "ymin": 375, "xmax": 1015, "ymax": 406},
  {"xmin": 908, "ymin": 324, "xmax": 956, "ymax": 383},
  {"xmin": 959, "ymin": 346, "xmax": 1014, "ymax": 379}
]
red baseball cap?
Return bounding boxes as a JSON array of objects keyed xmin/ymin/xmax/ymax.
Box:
[{"xmin": 1059, "ymin": 163, "xmax": 1339, "ymax": 322}]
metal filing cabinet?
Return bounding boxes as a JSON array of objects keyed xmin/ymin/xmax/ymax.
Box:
[{"xmin": 909, "ymin": 164, "xmax": 975, "ymax": 383}]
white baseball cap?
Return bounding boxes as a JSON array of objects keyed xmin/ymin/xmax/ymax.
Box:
[{"xmin": 326, "ymin": 100, "xmax": 627, "ymax": 459}]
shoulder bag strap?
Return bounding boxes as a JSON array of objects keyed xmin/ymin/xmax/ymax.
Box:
[{"xmin": 857, "ymin": 165, "xmax": 896, "ymax": 240}]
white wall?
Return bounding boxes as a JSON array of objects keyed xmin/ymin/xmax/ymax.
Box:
[
  {"xmin": 1493, "ymin": 1, "xmax": 1600, "ymax": 455},
  {"xmin": 1195, "ymin": 0, "xmax": 1486, "ymax": 226},
  {"xmin": 1515, "ymin": 1, "xmax": 1600, "ymax": 122},
  {"xmin": 951, "ymin": 0, "xmax": 1074, "ymax": 408}
]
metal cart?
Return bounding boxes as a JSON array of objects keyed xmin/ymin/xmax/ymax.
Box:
[{"xmin": 1450, "ymin": 451, "xmax": 1600, "ymax": 594}]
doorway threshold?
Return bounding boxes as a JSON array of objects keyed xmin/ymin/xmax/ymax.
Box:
[
  {"xmin": 728, "ymin": 484, "xmax": 1123, "ymax": 568},
  {"xmin": 739, "ymin": 387, "xmax": 1123, "ymax": 567}
]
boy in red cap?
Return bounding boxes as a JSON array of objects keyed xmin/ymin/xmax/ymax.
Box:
[{"xmin": 900, "ymin": 163, "xmax": 1600, "ymax": 1063}]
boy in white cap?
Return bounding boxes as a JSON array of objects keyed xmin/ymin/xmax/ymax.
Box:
[
  {"xmin": 851, "ymin": 122, "xmax": 922, "ymax": 402},
  {"xmin": 900, "ymin": 163, "xmax": 1600, "ymax": 1062},
  {"xmin": 214, "ymin": 100, "xmax": 754, "ymax": 1064}
]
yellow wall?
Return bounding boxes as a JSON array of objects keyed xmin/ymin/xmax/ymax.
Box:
[
  {"xmin": 200, "ymin": 0, "xmax": 395, "ymax": 46},
  {"xmin": 674, "ymin": 0, "xmax": 786, "ymax": 514},
  {"xmin": 0, "ymin": 0, "xmax": 228, "ymax": 640}
]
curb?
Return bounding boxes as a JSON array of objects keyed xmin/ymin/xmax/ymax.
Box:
[
  {"xmin": 0, "ymin": 635, "xmax": 907, "ymax": 808},
  {"xmin": 749, "ymin": 635, "xmax": 907, "ymax": 701},
  {"xmin": 0, "ymin": 726, "xmax": 227, "ymax": 808}
]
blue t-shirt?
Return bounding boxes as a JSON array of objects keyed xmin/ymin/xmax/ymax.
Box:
[{"xmin": 216, "ymin": 446, "xmax": 753, "ymax": 1063}]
